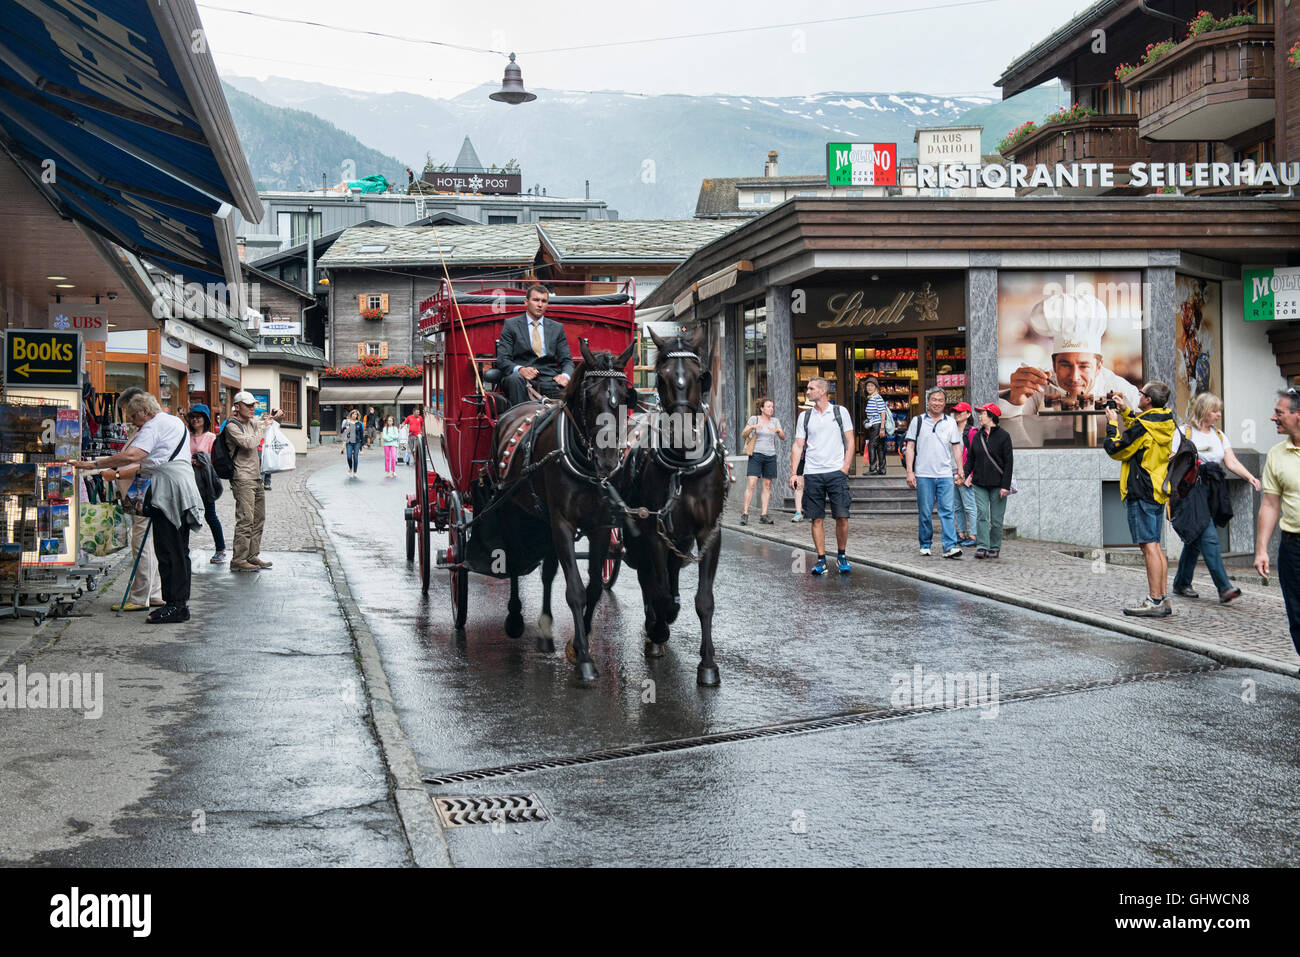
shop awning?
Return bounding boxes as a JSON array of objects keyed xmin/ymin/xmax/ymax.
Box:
[
  {"xmin": 0, "ymin": 0, "xmax": 262, "ymax": 288},
  {"xmin": 696, "ymin": 260, "xmax": 753, "ymax": 301},
  {"xmin": 318, "ymin": 383, "xmax": 411, "ymax": 406}
]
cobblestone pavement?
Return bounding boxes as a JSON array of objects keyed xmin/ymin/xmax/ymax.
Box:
[
  {"xmin": 194, "ymin": 443, "xmax": 353, "ymax": 554},
  {"xmin": 729, "ymin": 509, "xmax": 1300, "ymax": 674}
]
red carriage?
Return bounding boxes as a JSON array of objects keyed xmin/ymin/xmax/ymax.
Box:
[{"xmin": 405, "ymin": 279, "xmax": 636, "ymax": 628}]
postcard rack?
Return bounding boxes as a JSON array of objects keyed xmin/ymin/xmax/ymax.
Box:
[{"xmin": 0, "ymin": 394, "xmax": 104, "ymax": 625}]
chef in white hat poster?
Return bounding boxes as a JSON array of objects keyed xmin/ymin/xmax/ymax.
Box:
[{"xmin": 998, "ymin": 272, "xmax": 1144, "ymax": 446}]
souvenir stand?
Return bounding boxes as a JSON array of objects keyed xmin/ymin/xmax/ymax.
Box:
[{"xmin": 0, "ymin": 331, "xmax": 106, "ymax": 625}]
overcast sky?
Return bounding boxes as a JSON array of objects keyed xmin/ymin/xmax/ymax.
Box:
[{"xmin": 201, "ymin": 0, "xmax": 1089, "ymax": 99}]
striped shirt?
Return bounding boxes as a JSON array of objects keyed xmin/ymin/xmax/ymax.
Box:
[{"xmin": 863, "ymin": 394, "xmax": 888, "ymax": 427}]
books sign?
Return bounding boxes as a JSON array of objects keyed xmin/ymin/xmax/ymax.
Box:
[
  {"xmin": 827, "ymin": 143, "xmax": 897, "ymax": 187},
  {"xmin": 3, "ymin": 330, "xmax": 80, "ymax": 387}
]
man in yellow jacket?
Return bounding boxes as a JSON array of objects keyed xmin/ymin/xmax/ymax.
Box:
[{"xmin": 1104, "ymin": 381, "xmax": 1176, "ymax": 617}]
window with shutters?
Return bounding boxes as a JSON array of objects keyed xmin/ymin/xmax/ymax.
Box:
[
  {"xmin": 359, "ymin": 293, "xmax": 390, "ymax": 318},
  {"xmin": 279, "ymin": 376, "xmax": 301, "ymax": 427},
  {"xmin": 356, "ymin": 341, "xmax": 387, "ymax": 360}
]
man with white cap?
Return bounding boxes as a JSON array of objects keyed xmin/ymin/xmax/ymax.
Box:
[
  {"xmin": 225, "ymin": 390, "xmax": 282, "ymax": 572},
  {"xmin": 1002, "ymin": 289, "xmax": 1142, "ymax": 445}
]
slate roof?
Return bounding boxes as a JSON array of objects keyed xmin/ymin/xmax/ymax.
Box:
[
  {"xmin": 250, "ymin": 341, "xmax": 327, "ymax": 368},
  {"xmin": 453, "ymin": 136, "xmax": 484, "ymax": 171},
  {"xmin": 537, "ymin": 219, "xmax": 741, "ymax": 263},
  {"xmin": 319, "ymin": 223, "xmax": 540, "ymax": 268}
]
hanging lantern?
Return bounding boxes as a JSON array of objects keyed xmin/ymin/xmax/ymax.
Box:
[{"xmin": 490, "ymin": 53, "xmax": 536, "ymax": 105}]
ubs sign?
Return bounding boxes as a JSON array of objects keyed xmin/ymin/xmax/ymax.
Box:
[
  {"xmin": 793, "ymin": 275, "xmax": 966, "ymax": 338},
  {"xmin": 421, "ymin": 171, "xmax": 522, "ymax": 195}
]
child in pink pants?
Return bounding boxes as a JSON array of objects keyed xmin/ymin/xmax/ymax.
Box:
[{"xmin": 381, "ymin": 417, "xmax": 399, "ymax": 477}]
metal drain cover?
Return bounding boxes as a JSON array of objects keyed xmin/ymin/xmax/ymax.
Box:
[{"xmin": 434, "ymin": 793, "xmax": 551, "ymax": 828}]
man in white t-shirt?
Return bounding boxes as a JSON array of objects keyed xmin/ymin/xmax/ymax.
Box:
[
  {"xmin": 905, "ymin": 386, "xmax": 965, "ymax": 558},
  {"xmin": 788, "ymin": 377, "xmax": 855, "ymax": 575}
]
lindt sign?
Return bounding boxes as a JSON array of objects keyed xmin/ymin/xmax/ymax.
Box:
[
  {"xmin": 421, "ymin": 171, "xmax": 522, "ymax": 195},
  {"xmin": 46, "ymin": 303, "xmax": 107, "ymax": 342}
]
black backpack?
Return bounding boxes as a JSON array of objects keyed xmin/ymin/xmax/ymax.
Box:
[{"xmin": 210, "ymin": 425, "xmax": 237, "ymax": 480}]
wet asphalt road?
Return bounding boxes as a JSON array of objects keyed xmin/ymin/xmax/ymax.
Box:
[{"xmin": 311, "ymin": 452, "xmax": 1300, "ymax": 866}]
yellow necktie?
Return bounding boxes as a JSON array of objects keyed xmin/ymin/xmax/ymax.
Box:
[{"xmin": 531, "ymin": 320, "xmax": 544, "ymax": 357}]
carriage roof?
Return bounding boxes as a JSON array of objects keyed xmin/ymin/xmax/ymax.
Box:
[{"xmin": 418, "ymin": 280, "xmax": 636, "ymax": 341}]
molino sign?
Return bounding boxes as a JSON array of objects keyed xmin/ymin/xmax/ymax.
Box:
[
  {"xmin": 827, "ymin": 143, "xmax": 897, "ymax": 187},
  {"xmin": 46, "ymin": 304, "xmax": 107, "ymax": 342},
  {"xmin": 1243, "ymin": 267, "xmax": 1300, "ymax": 321}
]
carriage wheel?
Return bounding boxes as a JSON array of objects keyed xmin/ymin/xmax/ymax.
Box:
[
  {"xmin": 602, "ymin": 528, "xmax": 622, "ymax": 589},
  {"xmin": 416, "ymin": 437, "xmax": 431, "ymax": 594},
  {"xmin": 447, "ymin": 490, "xmax": 469, "ymax": 629},
  {"xmin": 405, "ymin": 507, "xmax": 415, "ymax": 562}
]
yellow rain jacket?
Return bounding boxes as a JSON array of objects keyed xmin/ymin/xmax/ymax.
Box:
[{"xmin": 1104, "ymin": 406, "xmax": 1176, "ymax": 504}]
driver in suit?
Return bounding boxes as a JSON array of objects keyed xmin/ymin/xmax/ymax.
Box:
[{"xmin": 496, "ymin": 284, "xmax": 573, "ymax": 406}]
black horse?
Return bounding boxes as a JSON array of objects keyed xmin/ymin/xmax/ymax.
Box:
[
  {"xmin": 492, "ymin": 339, "xmax": 637, "ymax": 681},
  {"xmin": 618, "ymin": 326, "xmax": 730, "ymax": 686}
]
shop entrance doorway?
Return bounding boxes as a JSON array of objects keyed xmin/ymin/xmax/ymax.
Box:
[{"xmin": 798, "ymin": 330, "xmax": 967, "ymax": 468}]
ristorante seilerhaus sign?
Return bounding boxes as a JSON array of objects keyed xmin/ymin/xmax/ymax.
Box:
[{"xmin": 917, "ymin": 161, "xmax": 1300, "ymax": 191}]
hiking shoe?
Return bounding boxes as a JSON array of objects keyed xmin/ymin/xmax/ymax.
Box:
[
  {"xmin": 975, "ymin": 548, "xmax": 988, "ymax": 559},
  {"xmin": 810, "ymin": 557, "xmax": 828, "ymax": 576},
  {"xmin": 1123, "ymin": 596, "xmax": 1173, "ymax": 617},
  {"xmin": 210, "ymin": 550, "xmax": 229, "ymax": 564},
  {"xmin": 837, "ymin": 554, "xmax": 851, "ymax": 574},
  {"xmin": 943, "ymin": 547, "xmax": 963, "ymax": 559},
  {"xmin": 231, "ymin": 561, "xmax": 260, "ymax": 572},
  {"xmin": 760, "ymin": 514, "xmax": 774, "ymax": 524},
  {"xmin": 790, "ymin": 512, "xmax": 804, "ymax": 523},
  {"xmin": 919, "ymin": 547, "xmax": 931, "ymax": 556},
  {"xmin": 250, "ymin": 557, "xmax": 274, "ymax": 568},
  {"xmin": 740, "ymin": 513, "xmax": 749, "ymax": 526},
  {"xmin": 1218, "ymin": 587, "xmax": 1242, "ymax": 604},
  {"xmin": 1173, "ymin": 585, "xmax": 1199, "ymax": 598},
  {"xmin": 986, "ymin": 549, "xmax": 1000, "ymax": 559}
]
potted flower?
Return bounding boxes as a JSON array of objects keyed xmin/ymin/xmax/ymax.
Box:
[
  {"xmin": 309, "ymin": 418, "xmax": 320, "ymax": 445},
  {"xmin": 1289, "ymin": 38, "xmax": 1300, "ymax": 69},
  {"xmin": 360, "ymin": 306, "xmax": 383, "ymax": 320}
]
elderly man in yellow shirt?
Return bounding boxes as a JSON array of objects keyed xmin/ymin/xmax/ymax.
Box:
[{"xmin": 1255, "ymin": 389, "xmax": 1300, "ymax": 661}]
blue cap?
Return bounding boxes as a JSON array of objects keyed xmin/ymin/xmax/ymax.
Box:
[{"xmin": 190, "ymin": 403, "xmax": 211, "ymax": 422}]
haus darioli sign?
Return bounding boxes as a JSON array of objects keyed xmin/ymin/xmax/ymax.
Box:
[{"xmin": 916, "ymin": 160, "xmax": 1300, "ymax": 190}]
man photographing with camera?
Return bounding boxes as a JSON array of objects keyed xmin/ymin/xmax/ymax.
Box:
[
  {"xmin": 1104, "ymin": 381, "xmax": 1175, "ymax": 617},
  {"xmin": 225, "ymin": 391, "xmax": 283, "ymax": 573}
]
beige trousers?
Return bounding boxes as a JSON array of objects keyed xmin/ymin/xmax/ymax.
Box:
[
  {"xmin": 128, "ymin": 514, "xmax": 162, "ymax": 605},
  {"xmin": 231, "ymin": 479, "xmax": 265, "ymax": 564}
]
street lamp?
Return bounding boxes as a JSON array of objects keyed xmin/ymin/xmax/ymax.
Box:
[{"xmin": 490, "ymin": 53, "xmax": 536, "ymax": 105}]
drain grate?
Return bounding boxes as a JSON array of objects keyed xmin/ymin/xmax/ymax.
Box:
[
  {"xmin": 434, "ymin": 793, "xmax": 551, "ymax": 828},
  {"xmin": 423, "ymin": 664, "xmax": 1224, "ymax": 786}
]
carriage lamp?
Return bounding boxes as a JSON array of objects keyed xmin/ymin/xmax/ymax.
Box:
[{"xmin": 490, "ymin": 53, "xmax": 536, "ymax": 104}]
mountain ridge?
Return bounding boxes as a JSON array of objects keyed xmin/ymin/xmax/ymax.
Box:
[{"xmin": 221, "ymin": 75, "xmax": 1063, "ymax": 218}]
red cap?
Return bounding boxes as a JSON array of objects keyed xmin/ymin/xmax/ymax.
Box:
[
  {"xmin": 952, "ymin": 401, "xmax": 973, "ymax": 413},
  {"xmin": 976, "ymin": 402, "xmax": 1003, "ymax": 417}
]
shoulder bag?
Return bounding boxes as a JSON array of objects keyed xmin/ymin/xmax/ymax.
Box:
[
  {"xmin": 122, "ymin": 431, "xmax": 188, "ymax": 516},
  {"xmin": 977, "ymin": 430, "xmax": 1018, "ymax": 494}
]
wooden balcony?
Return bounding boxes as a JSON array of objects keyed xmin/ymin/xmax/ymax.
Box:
[
  {"xmin": 1120, "ymin": 24, "xmax": 1275, "ymax": 142},
  {"xmin": 1001, "ymin": 114, "xmax": 1148, "ymax": 194}
]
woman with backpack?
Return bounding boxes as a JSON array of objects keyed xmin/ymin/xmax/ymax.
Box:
[
  {"xmin": 187, "ymin": 404, "xmax": 228, "ymax": 563},
  {"xmin": 964, "ymin": 403, "xmax": 1014, "ymax": 559},
  {"xmin": 1170, "ymin": 392, "xmax": 1261, "ymax": 604}
]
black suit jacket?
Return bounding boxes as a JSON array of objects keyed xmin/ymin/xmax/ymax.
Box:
[{"xmin": 495, "ymin": 314, "xmax": 574, "ymax": 380}]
